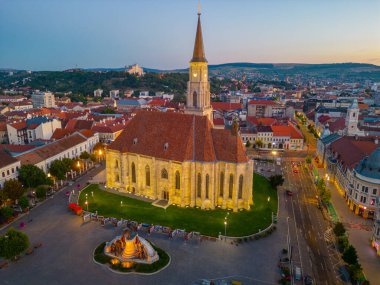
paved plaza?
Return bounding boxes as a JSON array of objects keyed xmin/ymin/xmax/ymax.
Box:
[{"xmin": 0, "ymin": 168, "xmax": 288, "ymax": 285}]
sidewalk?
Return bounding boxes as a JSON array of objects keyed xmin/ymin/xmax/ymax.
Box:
[{"xmin": 326, "ymin": 179, "xmax": 380, "ymax": 284}]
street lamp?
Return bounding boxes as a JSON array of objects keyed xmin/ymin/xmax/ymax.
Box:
[
  {"xmin": 224, "ymin": 221, "xmax": 227, "ymax": 236},
  {"xmin": 120, "ymin": 201, "xmax": 123, "ymax": 207},
  {"xmin": 85, "ymin": 200, "xmax": 88, "ymax": 211}
]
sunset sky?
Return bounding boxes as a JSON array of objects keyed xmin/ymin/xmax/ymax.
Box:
[{"xmin": 1, "ymin": 0, "xmax": 379, "ymax": 70}]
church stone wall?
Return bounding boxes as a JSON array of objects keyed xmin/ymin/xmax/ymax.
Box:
[{"xmin": 106, "ymin": 150, "xmax": 253, "ymax": 212}]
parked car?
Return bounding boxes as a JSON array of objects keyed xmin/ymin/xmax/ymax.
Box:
[{"xmin": 304, "ymin": 275, "xmax": 314, "ymax": 285}]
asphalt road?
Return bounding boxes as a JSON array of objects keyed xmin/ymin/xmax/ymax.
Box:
[{"xmin": 282, "ymin": 161, "xmax": 343, "ymax": 285}]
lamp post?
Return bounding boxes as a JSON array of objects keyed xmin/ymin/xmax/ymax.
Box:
[
  {"xmin": 85, "ymin": 200, "xmax": 88, "ymax": 211},
  {"xmin": 224, "ymin": 221, "xmax": 227, "ymax": 236}
]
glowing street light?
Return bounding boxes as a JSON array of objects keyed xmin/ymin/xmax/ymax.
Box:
[
  {"xmin": 224, "ymin": 221, "xmax": 227, "ymax": 236},
  {"xmin": 85, "ymin": 200, "xmax": 88, "ymax": 211},
  {"xmin": 120, "ymin": 201, "xmax": 123, "ymax": 207}
]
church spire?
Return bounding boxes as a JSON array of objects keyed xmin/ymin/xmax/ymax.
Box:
[{"xmin": 191, "ymin": 3, "xmax": 207, "ymax": 63}]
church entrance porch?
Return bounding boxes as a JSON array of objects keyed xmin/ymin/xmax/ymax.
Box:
[{"xmin": 162, "ymin": 190, "xmax": 169, "ymax": 201}]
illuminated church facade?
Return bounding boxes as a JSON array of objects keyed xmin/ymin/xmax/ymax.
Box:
[{"xmin": 106, "ymin": 10, "xmax": 253, "ymax": 211}]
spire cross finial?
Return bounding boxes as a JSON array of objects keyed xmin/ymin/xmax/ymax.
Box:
[{"xmin": 198, "ymin": 0, "xmax": 201, "ymax": 15}]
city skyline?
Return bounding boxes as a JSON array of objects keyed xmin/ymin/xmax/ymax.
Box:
[{"xmin": 1, "ymin": 0, "xmax": 380, "ymax": 71}]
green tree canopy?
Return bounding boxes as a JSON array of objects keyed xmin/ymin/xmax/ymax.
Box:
[
  {"xmin": 342, "ymin": 245, "xmax": 359, "ymax": 265},
  {"xmin": 18, "ymin": 196, "xmax": 29, "ymax": 210},
  {"xmin": 80, "ymin": 151, "xmax": 90, "ymax": 160},
  {"xmin": 18, "ymin": 164, "xmax": 48, "ymax": 188},
  {"xmin": 3, "ymin": 179, "xmax": 25, "ymax": 202},
  {"xmin": 0, "ymin": 206, "xmax": 13, "ymax": 224},
  {"xmin": 333, "ymin": 222, "xmax": 346, "ymax": 237},
  {"xmin": 0, "ymin": 228, "xmax": 30, "ymax": 260},
  {"xmin": 269, "ymin": 174, "xmax": 285, "ymax": 189},
  {"xmin": 49, "ymin": 160, "xmax": 67, "ymax": 180}
]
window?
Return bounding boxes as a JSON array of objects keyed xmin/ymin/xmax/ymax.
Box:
[
  {"xmin": 175, "ymin": 171, "xmax": 180, "ymax": 189},
  {"xmin": 238, "ymin": 175, "xmax": 243, "ymax": 199},
  {"xmin": 2, "ymin": 172, "xmax": 4, "ymax": 177},
  {"xmin": 115, "ymin": 160, "xmax": 119, "ymax": 169},
  {"xmin": 229, "ymin": 174, "xmax": 233, "ymax": 199},
  {"xmin": 145, "ymin": 165, "xmax": 150, "ymax": 187},
  {"xmin": 161, "ymin": 169, "xmax": 168, "ymax": 179},
  {"xmin": 193, "ymin": 91, "xmax": 197, "ymax": 107},
  {"xmin": 205, "ymin": 174, "xmax": 209, "ymax": 199},
  {"xmin": 6, "ymin": 170, "xmax": 9, "ymax": 175},
  {"xmin": 115, "ymin": 173, "xmax": 120, "ymax": 183},
  {"xmin": 131, "ymin": 162, "xmax": 136, "ymax": 183},
  {"xmin": 219, "ymin": 172, "xmax": 224, "ymax": 197},
  {"xmin": 373, "ymin": 189, "xmax": 377, "ymax": 195},
  {"xmin": 197, "ymin": 173, "xmax": 202, "ymax": 198}
]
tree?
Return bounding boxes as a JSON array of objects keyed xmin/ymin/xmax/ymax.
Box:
[
  {"xmin": 80, "ymin": 151, "xmax": 90, "ymax": 160},
  {"xmin": 342, "ymin": 245, "xmax": 359, "ymax": 265},
  {"xmin": 0, "ymin": 189, "xmax": 7, "ymax": 206},
  {"xmin": 245, "ymin": 140, "xmax": 251, "ymax": 148},
  {"xmin": 18, "ymin": 196, "xmax": 29, "ymax": 210},
  {"xmin": 317, "ymin": 178, "xmax": 331, "ymax": 203},
  {"xmin": 0, "ymin": 228, "xmax": 30, "ymax": 260},
  {"xmin": 305, "ymin": 156, "xmax": 312, "ymax": 164},
  {"xmin": 89, "ymin": 153, "xmax": 97, "ymax": 162},
  {"xmin": 0, "ymin": 206, "xmax": 13, "ymax": 224},
  {"xmin": 36, "ymin": 186, "xmax": 47, "ymax": 200},
  {"xmin": 3, "ymin": 179, "xmax": 25, "ymax": 202},
  {"xmin": 256, "ymin": 139, "xmax": 264, "ymax": 148},
  {"xmin": 269, "ymin": 174, "xmax": 285, "ymax": 189},
  {"xmin": 62, "ymin": 158, "xmax": 74, "ymax": 172},
  {"xmin": 49, "ymin": 160, "xmax": 67, "ymax": 180},
  {"xmin": 333, "ymin": 222, "xmax": 346, "ymax": 237},
  {"xmin": 348, "ymin": 264, "xmax": 363, "ymax": 282},
  {"xmin": 18, "ymin": 164, "xmax": 48, "ymax": 188}
]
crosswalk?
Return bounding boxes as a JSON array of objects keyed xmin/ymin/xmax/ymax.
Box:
[{"xmin": 324, "ymin": 228, "xmax": 334, "ymax": 243}]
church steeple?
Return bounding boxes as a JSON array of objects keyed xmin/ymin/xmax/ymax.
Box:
[
  {"xmin": 191, "ymin": 12, "xmax": 207, "ymax": 63},
  {"xmin": 184, "ymin": 4, "xmax": 213, "ymax": 123}
]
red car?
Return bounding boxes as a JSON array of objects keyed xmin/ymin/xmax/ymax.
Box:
[{"xmin": 286, "ymin": 190, "xmax": 293, "ymax": 196}]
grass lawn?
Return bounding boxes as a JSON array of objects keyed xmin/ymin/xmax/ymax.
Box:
[{"xmin": 78, "ymin": 174, "xmax": 277, "ymax": 237}]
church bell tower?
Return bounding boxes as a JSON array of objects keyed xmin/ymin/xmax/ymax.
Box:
[{"xmin": 185, "ymin": 6, "xmax": 213, "ymax": 122}]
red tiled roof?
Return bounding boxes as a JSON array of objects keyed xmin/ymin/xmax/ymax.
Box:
[
  {"xmin": 108, "ymin": 111, "xmax": 247, "ymax": 163},
  {"xmin": 0, "ymin": 150, "xmax": 19, "ymax": 168},
  {"xmin": 328, "ymin": 117, "xmax": 346, "ymax": 133},
  {"xmin": 211, "ymin": 102, "xmax": 242, "ymax": 111},
  {"xmin": 329, "ymin": 137, "xmax": 378, "ymax": 169},
  {"xmin": 16, "ymin": 134, "xmax": 87, "ymax": 165},
  {"xmin": 248, "ymin": 100, "xmax": 276, "ymax": 106},
  {"xmin": 51, "ymin": 128, "xmax": 74, "ymax": 140},
  {"xmin": 318, "ymin": 115, "xmax": 331, "ymax": 124},
  {"xmin": 0, "ymin": 144, "xmax": 37, "ymax": 153},
  {"xmin": 65, "ymin": 119, "xmax": 93, "ymax": 131},
  {"xmin": 213, "ymin": 118, "xmax": 224, "ymax": 126}
]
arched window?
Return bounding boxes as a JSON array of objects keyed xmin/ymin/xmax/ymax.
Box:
[
  {"xmin": 219, "ymin": 172, "xmax": 224, "ymax": 197},
  {"xmin": 115, "ymin": 160, "xmax": 119, "ymax": 169},
  {"xmin": 205, "ymin": 174, "xmax": 209, "ymax": 199},
  {"xmin": 115, "ymin": 173, "xmax": 120, "ymax": 183},
  {"xmin": 193, "ymin": 91, "xmax": 197, "ymax": 107},
  {"xmin": 197, "ymin": 173, "xmax": 202, "ymax": 198},
  {"xmin": 238, "ymin": 175, "xmax": 243, "ymax": 199},
  {"xmin": 175, "ymin": 171, "xmax": 180, "ymax": 189},
  {"xmin": 161, "ymin": 169, "xmax": 168, "ymax": 179},
  {"xmin": 229, "ymin": 174, "xmax": 234, "ymax": 198},
  {"xmin": 131, "ymin": 162, "xmax": 136, "ymax": 183},
  {"xmin": 145, "ymin": 165, "xmax": 150, "ymax": 187}
]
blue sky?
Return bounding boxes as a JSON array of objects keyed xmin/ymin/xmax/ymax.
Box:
[{"xmin": 1, "ymin": 0, "xmax": 379, "ymax": 70}]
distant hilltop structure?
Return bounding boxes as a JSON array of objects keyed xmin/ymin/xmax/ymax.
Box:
[{"xmin": 125, "ymin": 64, "xmax": 144, "ymax": 76}]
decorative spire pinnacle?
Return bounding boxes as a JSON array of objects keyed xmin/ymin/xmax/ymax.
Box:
[{"xmin": 191, "ymin": 1, "xmax": 207, "ymax": 62}]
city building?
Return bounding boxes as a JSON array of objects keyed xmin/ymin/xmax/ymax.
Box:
[
  {"xmin": 7, "ymin": 117, "xmax": 62, "ymax": 145},
  {"xmin": 31, "ymin": 91, "xmax": 56, "ymax": 108},
  {"xmin": 0, "ymin": 150, "xmax": 21, "ymax": 188},
  {"xmin": 15, "ymin": 131, "xmax": 99, "ymax": 174},
  {"xmin": 326, "ymin": 136, "xmax": 380, "ymax": 218},
  {"xmin": 109, "ymin": 90, "xmax": 120, "ymax": 99},
  {"xmin": 372, "ymin": 198, "xmax": 380, "ymax": 256},
  {"xmin": 248, "ymin": 100, "xmax": 285, "ymax": 118},
  {"xmin": 126, "ymin": 64, "xmax": 144, "ymax": 76},
  {"xmin": 94, "ymin": 89, "xmax": 103, "ymax": 97},
  {"xmin": 106, "ymin": 10, "xmax": 253, "ymax": 212}
]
